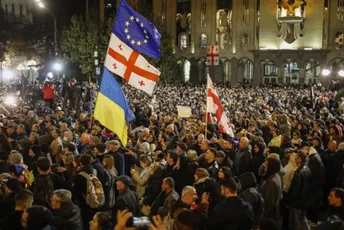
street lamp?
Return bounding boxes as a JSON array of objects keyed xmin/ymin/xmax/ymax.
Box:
[
  {"xmin": 322, "ymin": 69, "xmax": 330, "ymax": 76},
  {"xmin": 35, "ymin": 0, "xmax": 58, "ymax": 57},
  {"xmin": 3, "ymin": 70, "xmax": 13, "ymax": 79},
  {"xmin": 53, "ymin": 62, "xmax": 63, "ymax": 72}
]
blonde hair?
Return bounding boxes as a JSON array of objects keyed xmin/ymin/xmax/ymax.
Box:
[{"xmin": 195, "ymin": 168, "xmax": 209, "ymax": 179}]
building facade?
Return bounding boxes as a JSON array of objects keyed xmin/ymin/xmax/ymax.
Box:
[
  {"xmin": 150, "ymin": 0, "xmax": 344, "ymax": 86},
  {"xmin": 1, "ymin": 0, "xmax": 34, "ymax": 23}
]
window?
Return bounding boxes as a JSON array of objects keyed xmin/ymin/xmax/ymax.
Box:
[
  {"xmin": 201, "ymin": 0, "xmax": 206, "ymax": 27},
  {"xmin": 5, "ymin": 5, "xmax": 8, "ymax": 16},
  {"xmin": 12, "ymin": 4, "xmax": 15, "ymax": 16},
  {"xmin": 200, "ymin": 34, "xmax": 207, "ymax": 49},
  {"xmin": 180, "ymin": 34, "xmax": 188, "ymax": 50},
  {"xmin": 20, "ymin": 5, "xmax": 23, "ymax": 17}
]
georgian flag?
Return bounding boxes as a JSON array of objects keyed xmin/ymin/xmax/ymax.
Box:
[
  {"xmin": 104, "ymin": 34, "xmax": 160, "ymax": 95},
  {"xmin": 207, "ymin": 74, "xmax": 234, "ymax": 137}
]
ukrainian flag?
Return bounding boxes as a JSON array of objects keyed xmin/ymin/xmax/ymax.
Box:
[{"xmin": 94, "ymin": 68, "xmax": 135, "ymax": 146}]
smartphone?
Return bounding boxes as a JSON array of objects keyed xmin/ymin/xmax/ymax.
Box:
[{"xmin": 133, "ymin": 216, "xmax": 150, "ymax": 228}]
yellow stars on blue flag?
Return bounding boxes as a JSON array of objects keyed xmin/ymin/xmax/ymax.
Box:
[
  {"xmin": 113, "ymin": 0, "xmax": 161, "ymax": 58},
  {"xmin": 123, "ymin": 15, "xmax": 149, "ymax": 48}
]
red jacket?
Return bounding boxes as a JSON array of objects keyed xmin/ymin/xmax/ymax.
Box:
[{"xmin": 42, "ymin": 84, "xmax": 55, "ymax": 100}]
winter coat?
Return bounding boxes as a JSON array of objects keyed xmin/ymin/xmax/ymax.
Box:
[
  {"xmin": 307, "ymin": 148, "xmax": 326, "ymax": 192},
  {"xmin": 157, "ymin": 190, "xmax": 180, "ymax": 217},
  {"xmin": 52, "ymin": 202, "xmax": 83, "ymax": 230},
  {"xmin": 112, "ymin": 188, "xmax": 140, "ymax": 225},
  {"xmin": 250, "ymin": 143, "xmax": 266, "ymax": 182},
  {"xmin": 207, "ymin": 196, "xmax": 254, "ymax": 230},
  {"xmin": 108, "ymin": 149, "xmax": 125, "ymax": 176},
  {"xmin": 327, "ymin": 150, "xmax": 344, "ymax": 189},
  {"xmin": 172, "ymin": 199, "xmax": 207, "ymax": 230},
  {"xmin": 0, "ymin": 210, "xmax": 23, "ymax": 230},
  {"xmin": 240, "ymin": 172, "xmax": 262, "ymax": 223},
  {"xmin": 143, "ymin": 164, "xmax": 166, "ymax": 214},
  {"xmin": 283, "ymin": 153, "xmax": 297, "ymax": 193},
  {"xmin": 236, "ymin": 147, "xmax": 252, "ymax": 176},
  {"xmin": 259, "ymin": 173, "xmax": 282, "ymax": 221},
  {"xmin": 194, "ymin": 177, "xmax": 220, "ymax": 214},
  {"xmin": 289, "ymin": 165, "xmax": 311, "ymax": 210},
  {"xmin": 132, "ymin": 166, "xmax": 152, "ymax": 199}
]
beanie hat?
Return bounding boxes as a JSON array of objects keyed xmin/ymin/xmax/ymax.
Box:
[{"xmin": 5, "ymin": 178, "xmax": 22, "ymax": 192}]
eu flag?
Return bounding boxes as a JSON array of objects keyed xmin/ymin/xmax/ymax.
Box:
[{"xmin": 113, "ymin": 0, "xmax": 161, "ymax": 59}]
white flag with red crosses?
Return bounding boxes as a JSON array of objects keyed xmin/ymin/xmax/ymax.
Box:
[
  {"xmin": 207, "ymin": 45, "xmax": 219, "ymax": 66},
  {"xmin": 104, "ymin": 33, "xmax": 160, "ymax": 95}
]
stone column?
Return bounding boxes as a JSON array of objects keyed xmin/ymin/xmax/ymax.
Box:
[
  {"xmin": 253, "ymin": 61, "xmax": 261, "ymax": 86},
  {"xmin": 167, "ymin": 0, "xmax": 176, "ymax": 52},
  {"xmin": 298, "ymin": 67, "xmax": 305, "ymax": 84},
  {"xmin": 231, "ymin": 58, "xmax": 238, "ymax": 85}
]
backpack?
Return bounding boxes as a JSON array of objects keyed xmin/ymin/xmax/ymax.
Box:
[{"xmin": 79, "ymin": 172, "xmax": 105, "ymax": 208}]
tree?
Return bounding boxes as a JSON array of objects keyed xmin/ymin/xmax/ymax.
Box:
[
  {"xmin": 136, "ymin": 0, "xmax": 180, "ymax": 83},
  {"xmin": 61, "ymin": 1, "xmax": 180, "ymax": 82},
  {"xmin": 61, "ymin": 11, "xmax": 113, "ymax": 77}
]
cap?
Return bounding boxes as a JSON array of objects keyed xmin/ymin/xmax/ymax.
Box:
[
  {"xmin": 115, "ymin": 175, "xmax": 132, "ymax": 187},
  {"xmin": 5, "ymin": 178, "xmax": 22, "ymax": 192}
]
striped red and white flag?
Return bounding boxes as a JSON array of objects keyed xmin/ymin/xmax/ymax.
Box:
[{"xmin": 206, "ymin": 74, "xmax": 234, "ymax": 137}]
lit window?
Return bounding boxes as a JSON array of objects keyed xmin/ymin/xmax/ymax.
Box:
[
  {"xmin": 180, "ymin": 34, "xmax": 187, "ymax": 50},
  {"xmin": 200, "ymin": 34, "xmax": 207, "ymax": 49}
]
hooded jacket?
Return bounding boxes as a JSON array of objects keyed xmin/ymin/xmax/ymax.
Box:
[
  {"xmin": 172, "ymin": 199, "xmax": 207, "ymax": 230},
  {"xmin": 259, "ymin": 158, "xmax": 282, "ymax": 221},
  {"xmin": 283, "ymin": 153, "xmax": 297, "ymax": 193},
  {"xmin": 327, "ymin": 149, "xmax": 344, "ymax": 189},
  {"xmin": 207, "ymin": 196, "xmax": 254, "ymax": 230},
  {"xmin": 307, "ymin": 147, "xmax": 326, "ymax": 191},
  {"xmin": 52, "ymin": 201, "xmax": 83, "ymax": 230}
]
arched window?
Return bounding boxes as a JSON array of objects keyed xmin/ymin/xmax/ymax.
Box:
[
  {"xmin": 184, "ymin": 60, "xmax": 191, "ymax": 82},
  {"xmin": 201, "ymin": 0, "xmax": 206, "ymax": 27},
  {"xmin": 200, "ymin": 34, "xmax": 207, "ymax": 49},
  {"xmin": 180, "ymin": 34, "xmax": 188, "ymax": 50}
]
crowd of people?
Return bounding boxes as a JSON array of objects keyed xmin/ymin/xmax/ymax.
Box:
[{"xmin": 0, "ymin": 78, "xmax": 343, "ymax": 230}]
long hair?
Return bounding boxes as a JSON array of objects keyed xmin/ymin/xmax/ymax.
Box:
[{"xmin": 33, "ymin": 175, "xmax": 54, "ymax": 206}]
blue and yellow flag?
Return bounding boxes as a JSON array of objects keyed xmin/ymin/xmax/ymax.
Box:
[
  {"xmin": 113, "ymin": 0, "xmax": 161, "ymax": 59},
  {"xmin": 94, "ymin": 68, "xmax": 135, "ymax": 146}
]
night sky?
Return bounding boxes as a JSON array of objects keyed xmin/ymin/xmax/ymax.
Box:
[{"xmin": 34, "ymin": 0, "xmax": 117, "ymax": 28}]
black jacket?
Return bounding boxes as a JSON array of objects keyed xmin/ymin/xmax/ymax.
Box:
[
  {"xmin": 240, "ymin": 172, "xmax": 262, "ymax": 222},
  {"xmin": 172, "ymin": 199, "xmax": 207, "ymax": 229},
  {"xmin": 328, "ymin": 205, "xmax": 344, "ymax": 220},
  {"xmin": 0, "ymin": 210, "xmax": 23, "ymax": 230},
  {"xmin": 52, "ymin": 202, "xmax": 83, "ymax": 230},
  {"xmin": 108, "ymin": 150, "xmax": 125, "ymax": 176},
  {"xmin": 207, "ymin": 196, "xmax": 254, "ymax": 230},
  {"xmin": 307, "ymin": 152, "xmax": 326, "ymax": 191},
  {"xmin": 289, "ymin": 165, "xmax": 311, "ymax": 209},
  {"xmin": 112, "ymin": 188, "xmax": 140, "ymax": 225},
  {"xmin": 327, "ymin": 150, "xmax": 344, "ymax": 189},
  {"xmin": 0, "ymin": 193, "xmax": 16, "ymax": 220},
  {"xmin": 194, "ymin": 177, "xmax": 220, "ymax": 215},
  {"xmin": 143, "ymin": 164, "xmax": 166, "ymax": 214},
  {"xmin": 236, "ymin": 147, "xmax": 252, "ymax": 176}
]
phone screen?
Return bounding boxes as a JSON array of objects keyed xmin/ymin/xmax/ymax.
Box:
[{"xmin": 133, "ymin": 216, "xmax": 150, "ymax": 227}]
